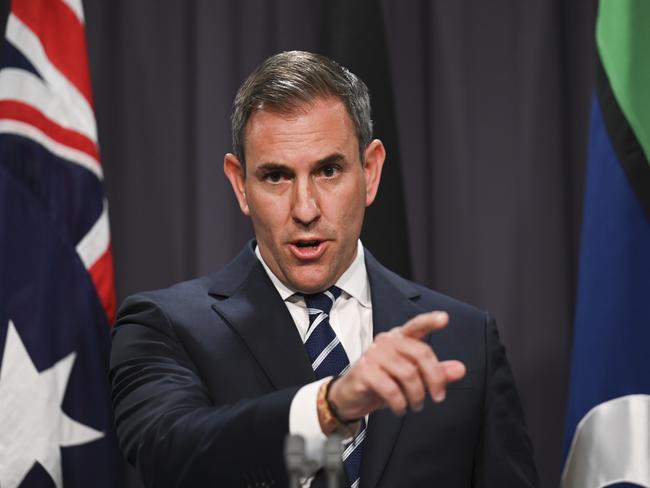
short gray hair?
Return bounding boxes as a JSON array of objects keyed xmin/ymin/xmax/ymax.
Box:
[{"xmin": 231, "ymin": 51, "xmax": 373, "ymax": 168}]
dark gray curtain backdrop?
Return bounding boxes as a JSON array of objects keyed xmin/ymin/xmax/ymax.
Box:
[{"xmin": 82, "ymin": 1, "xmax": 598, "ymax": 487}]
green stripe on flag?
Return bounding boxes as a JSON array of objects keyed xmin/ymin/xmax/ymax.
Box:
[{"xmin": 597, "ymin": 0, "xmax": 650, "ymax": 165}]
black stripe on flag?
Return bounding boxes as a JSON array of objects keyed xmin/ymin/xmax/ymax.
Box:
[{"xmin": 596, "ymin": 56, "xmax": 650, "ymax": 221}]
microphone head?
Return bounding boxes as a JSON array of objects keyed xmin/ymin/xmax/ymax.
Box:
[
  {"xmin": 323, "ymin": 434, "xmax": 344, "ymax": 473},
  {"xmin": 285, "ymin": 434, "xmax": 306, "ymax": 472}
]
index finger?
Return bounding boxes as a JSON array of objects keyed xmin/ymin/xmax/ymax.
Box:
[{"xmin": 400, "ymin": 311, "xmax": 449, "ymax": 339}]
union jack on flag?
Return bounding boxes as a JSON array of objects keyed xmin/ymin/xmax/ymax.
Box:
[{"xmin": 0, "ymin": 0, "xmax": 121, "ymax": 487}]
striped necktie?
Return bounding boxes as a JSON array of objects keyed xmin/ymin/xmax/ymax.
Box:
[{"xmin": 302, "ymin": 287, "xmax": 366, "ymax": 488}]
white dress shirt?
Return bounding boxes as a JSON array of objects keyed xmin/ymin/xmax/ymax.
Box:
[{"xmin": 255, "ymin": 241, "xmax": 373, "ymax": 466}]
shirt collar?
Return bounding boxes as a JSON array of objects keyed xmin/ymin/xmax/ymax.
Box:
[
  {"xmin": 255, "ymin": 246, "xmax": 295, "ymax": 301},
  {"xmin": 255, "ymin": 240, "xmax": 371, "ymax": 308}
]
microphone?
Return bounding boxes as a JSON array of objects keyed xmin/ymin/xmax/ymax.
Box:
[
  {"xmin": 285, "ymin": 434, "xmax": 308, "ymax": 488},
  {"xmin": 285, "ymin": 434, "xmax": 345, "ymax": 488},
  {"xmin": 323, "ymin": 434, "xmax": 344, "ymax": 488}
]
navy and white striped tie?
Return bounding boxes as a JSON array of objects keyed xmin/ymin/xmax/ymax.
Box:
[{"xmin": 302, "ymin": 286, "xmax": 365, "ymax": 488}]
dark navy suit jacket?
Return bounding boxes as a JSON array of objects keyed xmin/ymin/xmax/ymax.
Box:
[{"xmin": 109, "ymin": 242, "xmax": 538, "ymax": 487}]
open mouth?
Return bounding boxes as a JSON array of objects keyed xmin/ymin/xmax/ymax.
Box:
[
  {"xmin": 295, "ymin": 240, "xmax": 322, "ymax": 248},
  {"xmin": 290, "ymin": 239, "xmax": 327, "ymax": 260}
]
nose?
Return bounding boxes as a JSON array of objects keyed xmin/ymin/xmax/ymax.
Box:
[{"xmin": 291, "ymin": 177, "xmax": 320, "ymax": 227}]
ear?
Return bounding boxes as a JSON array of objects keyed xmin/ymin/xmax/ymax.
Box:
[
  {"xmin": 223, "ymin": 153, "xmax": 250, "ymax": 216},
  {"xmin": 362, "ymin": 139, "xmax": 386, "ymax": 207}
]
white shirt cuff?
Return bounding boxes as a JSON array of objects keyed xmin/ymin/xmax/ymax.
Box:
[{"xmin": 289, "ymin": 377, "xmax": 330, "ymax": 463}]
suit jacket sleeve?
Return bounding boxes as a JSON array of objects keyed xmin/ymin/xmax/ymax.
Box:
[
  {"xmin": 109, "ymin": 294, "xmax": 298, "ymax": 488},
  {"xmin": 472, "ymin": 313, "xmax": 539, "ymax": 487}
]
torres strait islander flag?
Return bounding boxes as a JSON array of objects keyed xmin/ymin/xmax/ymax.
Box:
[
  {"xmin": 562, "ymin": 1, "xmax": 650, "ymax": 487},
  {"xmin": 0, "ymin": 0, "xmax": 121, "ymax": 487}
]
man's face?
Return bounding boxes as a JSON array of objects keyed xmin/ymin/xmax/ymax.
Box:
[{"xmin": 224, "ymin": 97, "xmax": 385, "ymax": 293}]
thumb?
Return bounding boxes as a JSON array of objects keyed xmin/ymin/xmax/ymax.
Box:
[{"xmin": 441, "ymin": 360, "xmax": 466, "ymax": 383}]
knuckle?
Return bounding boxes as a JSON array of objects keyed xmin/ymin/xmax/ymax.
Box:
[
  {"xmin": 426, "ymin": 368, "xmax": 444, "ymax": 387},
  {"xmin": 414, "ymin": 341, "xmax": 432, "ymax": 357},
  {"xmin": 375, "ymin": 332, "xmax": 390, "ymax": 344},
  {"xmin": 432, "ymin": 374, "xmax": 446, "ymax": 390},
  {"xmin": 385, "ymin": 382, "xmax": 401, "ymax": 397},
  {"xmin": 412, "ymin": 388, "xmax": 425, "ymax": 404},
  {"xmin": 393, "ymin": 397, "xmax": 407, "ymax": 412},
  {"xmin": 389, "ymin": 326, "xmax": 403, "ymax": 337},
  {"xmin": 429, "ymin": 364, "xmax": 443, "ymax": 381},
  {"xmin": 401, "ymin": 363, "xmax": 418, "ymax": 380},
  {"xmin": 422, "ymin": 354, "xmax": 437, "ymax": 371},
  {"xmin": 357, "ymin": 355, "xmax": 369, "ymax": 368},
  {"xmin": 356, "ymin": 356, "xmax": 375, "ymax": 375}
]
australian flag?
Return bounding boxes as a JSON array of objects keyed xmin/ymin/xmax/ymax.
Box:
[{"xmin": 0, "ymin": 0, "xmax": 121, "ymax": 487}]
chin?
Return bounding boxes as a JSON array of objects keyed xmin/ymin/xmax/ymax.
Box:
[
  {"xmin": 293, "ymin": 283, "xmax": 328, "ymax": 294},
  {"xmin": 290, "ymin": 275, "xmax": 333, "ymax": 294},
  {"xmin": 283, "ymin": 264, "xmax": 330, "ymax": 291}
]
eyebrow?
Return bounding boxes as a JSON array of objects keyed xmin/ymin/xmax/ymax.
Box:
[
  {"xmin": 315, "ymin": 153, "xmax": 345, "ymax": 168},
  {"xmin": 255, "ymin": 162, "xmax": 289, "ymax": 175},
  {"xmin": 254, "ymin": 153, "xmax": 347, "ymax": 176}
]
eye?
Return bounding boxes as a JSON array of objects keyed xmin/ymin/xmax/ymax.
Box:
[
  {"xmin": 321, "ymin": 164, "xmax": 339, "ymax": 178},
  {"xmin": 263, "ymin": 171, "xmax": 286, "ymax": 183}
]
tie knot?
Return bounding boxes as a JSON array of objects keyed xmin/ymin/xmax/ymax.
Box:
[{"xmin": 301, "ymin": 286, "xmax": 341, "ymax": 315}]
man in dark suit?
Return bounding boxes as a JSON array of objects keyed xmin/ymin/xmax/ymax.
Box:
[{"xmin": 110, "ymin": 51, "xmax": 538, "ymax": 487}]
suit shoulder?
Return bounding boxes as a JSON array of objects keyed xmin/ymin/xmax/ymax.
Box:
[
  {"xmin": 368, "ymin": 254, "xmax": 487, "ymax": 322},
  {"xmin": 115, "ymin": 244, "xmax": 260, "ymax": 332},
  {"xmin": 119, "ymin": 242, "xmax": 258, "ymax": 313},
  {"xmin": 411, "ymin": 281, "xmax": 487, "ymax": 320},
  {"xmin": 117, "ymin": 274, "xmax": 218, "ymax": 321}
]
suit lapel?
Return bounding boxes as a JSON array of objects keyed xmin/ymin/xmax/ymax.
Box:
[
  {"xmin": 360, "ymin": 252, "xmax": 424, "ymax": 488},
  {"xmin": 209, "ymin": 244, "xmax": 315, "ymax": 390}
]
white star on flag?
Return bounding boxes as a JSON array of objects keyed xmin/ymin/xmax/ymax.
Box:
[{"xmin": 0, "ymin": 319, "xmax": 105, "ymax": 488}]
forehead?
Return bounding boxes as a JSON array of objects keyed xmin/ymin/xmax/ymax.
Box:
[{"xmin": 243, "ymin": 98, "xmax": 357, "ymax": 164}]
